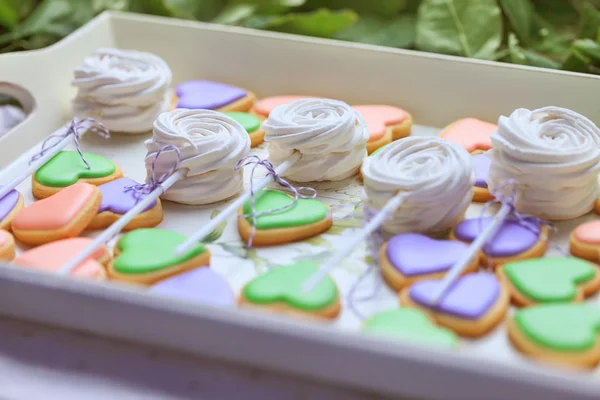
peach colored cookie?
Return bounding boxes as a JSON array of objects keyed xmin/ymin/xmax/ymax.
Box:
[
  {"xmin": 32, "ymin": 150, "xmax": 123, "ymax": 199},
  {"xmin": 400, "ymin": 272, "xmax": 509, "ymax": 338},
  {"xmin": 12, "ymin": 237, "xmax": 109, "ymax": 280},
  {"xmin": 439, "ymin": 118, "xmax": 497, "ymax": 154},
  {"xmin": 354, "ymin": 105, "xmax": 413, "ymax": 153},
  {"xmin": 251, "ymin": 95, "xmax": 310, "ymax": 118},
  {"xmin": 0, "ymin": 186, "xmax": 24, "ymax": 231},
  {"xmin": 497, "ymin": 257, "xmax": 600, "ymax": 307},
  {"xmin": 172, "ymin": 80, "xmax": 255, "ymax": 112},
  {"xmin": 12, "ymin": 183, "xmax": 101, "ymax": 246},
  {"xmin": 0, "ymin": 230, "xmax": 15, "ymax": 261},
  {"xmin": 595, "ymin": 198, "xmax": 600, "ymax": 215},
  {"xmin": 570, "ymin": 220, "xmax": 600, "ymax": 262},
  {"xmin": 239, "ymin": 261, "xmax": 341, "ymax": 320}
]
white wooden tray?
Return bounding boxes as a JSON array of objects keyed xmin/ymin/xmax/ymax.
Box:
[{"xmin": 1, "ymin": 11, "xmax": 600, "ymax": 400}]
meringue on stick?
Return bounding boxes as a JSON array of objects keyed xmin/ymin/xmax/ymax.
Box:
[
  {"xmin": 59, "ymin": 109, "xmax": 251, "ymax": 275},
  {"xmin": 303, "ymin": 136, "xmax": 476, "ymax": 291},
  {"xmin": 175, "ymin": 98, "xmax": 369, "ymax": 255}
]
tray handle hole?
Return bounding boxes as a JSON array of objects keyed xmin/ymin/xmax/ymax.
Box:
[{"xmin": 0, "ymin": 82, "xmax": 35, "ymax": 138}]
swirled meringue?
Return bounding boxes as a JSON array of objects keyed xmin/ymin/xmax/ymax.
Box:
[
  {"xmin": 144, "ymin": 109, "xmax": 250, "ymax": 205},
  {"xmin": 72, "ymin": 48, "xmax": 172, "ymax": 134},
  {"xmin": 263, "ymin": 98, "xmax": 369, "ymax": 181},
  {"xmin": 487, "ymin": 106, "xmax": 600, "ymax": 220},
  {"xmin": 362, "ymin": 136, "xmax": 474, "ymax": 235}
]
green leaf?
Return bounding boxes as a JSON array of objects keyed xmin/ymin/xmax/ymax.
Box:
[
  {"xmin": 212, "ymin": 4, "xmax": 256, "ymax": 25},
  {"xmin": 93, "ymin": 0, "xmax": 128, "ymax": 13},
  {"xmin": 302, "ymin": 0, "xmax": 408, "ymax": 17},
  {"xmin": 573, "ymin": 38, "xmax": 600, "ymax": 64},
  {"xmin": 335, "ymin": 15, "xmax": 416, "ymax": 48},
  {"xmin": 253, "ymin": 8, "xmax": 358, "ymax": 38},
  {"xmin": 579, "ymin": 2, "xmax": 600, "ymax": 39},
  {"xmin": 499, "ymin": 0, "xmax": 533, "ymax": 45},
  {"xmin": 415, "ymin": 0, "xmax": 503, "ymax": 59},
  {"xmin": 530, "ymin": 13, "xmax": 573, "ymax": 61},
  {"xmin": 0, "ymin": 0, "xmax": 19, "ymax": 29}
]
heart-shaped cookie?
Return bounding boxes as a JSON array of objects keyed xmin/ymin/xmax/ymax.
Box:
[
  {"xmin": 400, "ymin": 273, "xmax": 509, "ymax": 337},
  {"xmin": 149, "ymin": 268, "xmax": 235, "ymax": 307},
  {"xmin": 240, "ymin": 261, "xmax": 340, "ymax": 319},
  {"xmin": 88, "ymin": 177, "xmax": 163, "ymax": 231},
  {"xmin": 570, "ymin": 220, "xmax": 600, "ymax": 262},
  {"xmin": 380, "ymin": 233, "xmax": 480, "ymax": 291},
  {"xmin": 173, "ymin": 80, "xmax": 255, "ymax": 112},
  {"xmin": 508, "ymin": 304, "xmax": 600, "ymax": 369},
  {"xmin": 32, "ymin": 150, "xmax": 123, "ymax": 199},
  {"xmin": 439, "ymin": 118, "xmax": 497, "ymax": 153},
  {"xmin": 353, "ymin": 105, "xmax": 413, "ymax": 153},
  {"xmin": 109, "ymin": 228, "xmax": 211, "ymax": 285},
  {"xmin": 471, "ymin": 153, "xmax": 493, "ymax": 203},
  {"xmin": 12, "ymin": 237, "xmax": 109, "ymax": 280},
  {"xmin": 363, "ymin": 308, "xmax": 458, "ymax": 349},
  {"xmin": 237, "ymin": 189, "xmax": 332, "ymax": 246},
  {"xmin": 0, "ymin": 230, "xmax": 15, "ymax": 261},
  {"xmin": 0, "ymin": 186, "xmax": 23, "ymax": 231},
  {"xmin": 452, "ymin": 216, "xmax": 547, "ymax": 267},
  {"xmin": 12, "ymin": 183, "xmax": 101, "ymax": 246},
  {"xmin": 252, "ymin": 96, "xmax": 310, "ymax": 117},
  {"xmin": 224, "ymin": 111, "xmax": 265, "ymax": 148},
  {"xmin": 498, "ymin": 257, "xmax": 600, "ymax": 306}
]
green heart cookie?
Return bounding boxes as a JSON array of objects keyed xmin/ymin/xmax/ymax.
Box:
[
  {"xmin": 515, "ymin": 304, "xmax": 600, "ymax": 351},
  {"xmin": 363, "ymin": 309, "xmax": 458, "ymax": 349},
  {"xmin": 225, "ymin": 112, "xmax": 261, "ymax": 133},
  {"xmin": 243, "ymin": 261, "xmax": 337, "ymax": 310},
  {"xmin": 504, "ymin": 257, "xmax": 597, "ymax": 302},
  {"xmin": 243, "ymin": 189, "xmax": 329, "ymax": 230},
  {"xmin": 114, "ymin": 228, "xmax": 206, "ymax": 274},
  {"xmin": 34, "ymin": 150, "xmax": 116, "ymax": 187}
]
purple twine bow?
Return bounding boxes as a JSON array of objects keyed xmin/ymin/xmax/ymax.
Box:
[
  {"xmin": 235, "ymin": 155, "xmax": 317, "ymax": 251},
  {"xmin": 479, "ymin": 179, "xmax": 567, "ymax": 269},
  {"xmin": 29, "ymin": 118, "xmax": 110, "ymax": 167},
  {"xmin": 125, "ymin": 144, "xmax": 181, "ymax": 198}
]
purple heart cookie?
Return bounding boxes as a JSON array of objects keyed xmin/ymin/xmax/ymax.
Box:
[
  {"xmin": 409, "ymin": 273, "xmax": 500, "ymax": 319},
  {"xmin": 98, "ymin": 178, "xmax": 157, "ymax": 215},
  {"xmin": 386, "ymin": 233, "xmax": 470, "ymax": 276},
  {"xmin": 0, "ymin": 185, "xmax": 19, "ymax": 222},
  {"xmin": 175, "ymin": 80, "xmax": 247, "ymax": 110},
  {"xmin": 454, "ymin": 217, "xmax": 540, "ymax": 257},
  {"xmin": 149, "ymin": 268, "xmax": 235, "ymax": 307},
  {"xmin": 472, "ymin": 154, "xmax": 491, "ymax": 188}
]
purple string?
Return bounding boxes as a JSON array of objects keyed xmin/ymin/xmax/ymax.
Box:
[
  {"xmin": 235, "ymin": 155, "xmax": 317, "ymax": 251},
  {"xmin": 29, "ymin": 118, "xmax": 110, "ymax": 167},
  {"xmin": 125, "ymin": 144, "xmax": 181, "ymax": 197}
]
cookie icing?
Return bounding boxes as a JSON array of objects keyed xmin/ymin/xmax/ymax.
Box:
[
  {"xmin": 114, "ymin": 229, "xmax": 206, "ymax": 274},
  {"xmin": 409, "ymin": 273, "xmax": 500, "ymax": 319},
  {"xmin": 386, "ymin": 233, "xmax": 470, "ymax": 276},
  {"xmin": 574, "ymin": 221, "xmax": 600, "ymax": 244},
  {"xmin": 72, "ymin": 48, "xmax": 172, "ymax": 133},
  {"xmin": 504, "ymin": 257, "xmax": 597, "ymax": 302},
  {"xmin": 472, "ymin": 153, "xmax": 491, "ymax": 188},
  {"xmin": 225, "ymin": 112, "xmax": 261, "ymax": 133},
  {"xmin": 34, "ymin": 151, "xmax": 116, "ymax": 187},
  {"xmin": 0, "ymin": 186, "xmax": 19, "ymax": 221},
  {"xmin": 487, "ymin": 107, "xmax": 600, "ymax": 220},
  {"xmin": 243, "ymin": 261, "xmax": 337, "ymax": 310},
  {"xmin": 0, "ymin": 230, "xmax": 10, "ymax": 247},
  {"xmin": 362, "ymin": 136, "xmax": 474, "ymax": 235},
  {"xmin": 515, "ymin": 304, "xmax": 600, "ymax": 351},
  {"xmin": 242, "ymin": 190, "xmax": 329, "ymax": 229},
  {"xmin": 145, "ymin": 109, "xmax": 250, "ymax": 205},
  {"xmin": 263, "ymin": 98, "xmax": 369, "ymax": 181},
  {"xmin": 353, "ymin": 105, "xmax": 407, "ymax": 141},
  {"xmin": 440, "ymin": 118, "xmax": 496, "ymax": 153},
  {"xmin": 12, "ymin": 183, "xmax": 96, "ymax": 230},
  {"xmin": 149, "ymin": 268, "xmax": 235, "ymax": 307},
  {"xmin": 454, "ymin": 217, "xmax": 541, "ymax": 257},
  {"xmin": 253, "ymin": 96, "xmax": 310, "ymax": 117},
  {"xmin": 98, "ymin": 177, "xmax": 157, "ymax": 214},
  {"xmin": 175, "ymin": 80, "xmax": 246, "ymax": 110}
]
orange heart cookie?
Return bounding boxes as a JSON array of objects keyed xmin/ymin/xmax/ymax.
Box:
[
  {"xmin": 12, "ymin": 237, "xmax": 109, "ymax": 280},
  {"xmin": 439, "ymin": 118, "xmax": 497, "ymax": 154},
  {"xmin": 12, "ymin": 183, "xmax": 101, "ymax": 246},
  {"xmin": 251, "ymin": 96, "xmax": 311, "ymax": 118},
  {"xmin": 0, "ymin": 230, "xmax": 15, "ymax": 261},
  {"xmin": 354, "ymin": 105, "xmax": 413, "ymax": 154},
  {"xmin": 570, "ymin": 221, "xmax": 600, "ymax": 262}
]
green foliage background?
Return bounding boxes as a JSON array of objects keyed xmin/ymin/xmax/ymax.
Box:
[{"xmin": 1, "ymin": 0, "xmax": 600, "ymax": 75}]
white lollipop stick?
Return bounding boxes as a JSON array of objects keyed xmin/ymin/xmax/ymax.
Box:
[
  {"xmin": 430, "ymin": 201, "xmax": 512, "ymax": 305},
  {"xmin": 302, "ymin": 191, "xmax": 406, "ymax": 292},
  {"xmin": 58, "ymin": 168, "xmax": 188, "ymax": 276},
  {"xmin": 174, "ymin": 151, "xmax": 302, "ymax": 256}
]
